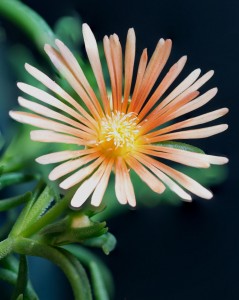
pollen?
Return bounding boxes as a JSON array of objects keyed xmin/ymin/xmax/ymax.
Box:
[{"xmin": 98, "ymin": 111, "xmax": 140, "ymax": 156}]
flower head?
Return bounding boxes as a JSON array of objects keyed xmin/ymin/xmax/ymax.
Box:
[{"xmin": 10, "ymin": 24, "xmax": 228, "ymax": 207}]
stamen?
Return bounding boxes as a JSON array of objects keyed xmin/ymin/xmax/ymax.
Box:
[{"xmin": 98, "ymin": 111, "xmax": 140, "ymax": 156}]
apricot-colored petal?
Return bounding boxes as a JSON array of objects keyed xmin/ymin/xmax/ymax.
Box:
[
  {"xmin": 152, "ymin": 161, "xmax": 213, "ymax": 199},
  {"xmin": 114, "ymin": 158, "xmax": 127, "ymax": 205},
  {"xmin": 134, "ymin": 153, "xmax": 192, "ymax": 201},
  {"xmin": 9, "ymin": 111, "xmax": 91, "ymax": 140},
  {"xmin": 49, "ymin": 152, "xmax": 100, "ymax": 181},
  {"xmin": 133, "ymin": 39, "xmax": 172, "ymax": 113},
  {"xmin": 138, "ymin": 56, "xmax": 187, "ymax": 120},
  {"xmin": 126, "ymin": 156, "xmax": 165, "ymax": 194},
  {"xmin": 128, "ymin": 49, "xmax": 148, "ymax": 112},
  {"xmin": 55, "ymin": 39, "xmax": 104, "ymax": 117},
  {"xmin": 36, "ymin": 148, "xmax": 97, "ymax": 165},
  {"xmin": 24, "ymin": 64, "xmax": 97, "ymax": 129},
  {"xmin": 146, "ymin": 107, "xmax": 228, "ymax": 137},
  {"xmin": 120, "ymin": 159, "xmax": 136, "ymax": 207},
  {"xmin": 60, "ymin": 156, "xmax": 105, "ymax": 189},
  {"xmin": 149, "ymin": 124, "xmax": 228, "ymax": 143},
  {"xmin": 122, "ymin": 28, "xmax": 136, "ymax": 112},
  {"xmin": 70, "ymin": 161, "xmax": 107, "ymax": 207},
  {"xmin": 30, "ymin": 130, "xmax": 84, "ymax": 145},
  {"xmin": 45, "ymin": 44, "xmax": 101, "ymax": 121},
  {"xmin": 82, "ymin": 24, "xmax": 110, "ymax": 114},
  {"xmin": 18, "ymin": 97, "xmax": 95, "ymax": 135},
  {"xmin": 91, "ymin": 158, "xmax": 114, "ymax": 206}
]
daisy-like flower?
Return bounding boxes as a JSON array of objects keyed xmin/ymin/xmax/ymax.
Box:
[{"xmin": 10, "ymin": 24, "xmax": 228, "ymax": 207}]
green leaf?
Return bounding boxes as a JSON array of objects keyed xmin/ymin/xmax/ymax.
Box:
[
  {"xmin": 0, "ymin": 192, "xmax": 32, "ymax": 212},
  {"xmin": 19, "ymin": 186, "xmax": 54, "ymax": 232},
  {"xmin": 155, "ymin": 141, "xmax": 205, "ymax": 154},
  {"xmin": 0, "ymin": 0, "xmax": 56, "ymax": 51},
  {"xmin": 12, "ymin": 255, "xmax": 28, "ymax": 300},
  {"xmin": 0, "ymin": 173, "xmax": 36, "ymax": 190},
  {"xmin": 0, "ymin": 267, "xmax": 38, "ymax": 300},
  {"xmin": 0, "ymin": 238, "xmax": 13, "ymax": 260},
  {"xmin": 40, "ymin": 212, "xmax": 108, "ymax": 246},
  {"xmin": 90, "ymin": 261, "xmax": 110, "ymax": 300},
  {"xmin": 0, "ymin": 133, "xmax": 4, "ymax": 151},
  {"xmin": 13, "ymin": 237, "xmax": 92, "ymax": 300},
  {"xmin": 0, "ymin": 254, "xmax": 18, "ymax": 273},
  {"xmin": 54, "ymin": 15, "xmax": 82, "ymax": 48},
  {"xmin": 63, "ymin": 244, "xmax": 114, "ymax": 298},
  {"xmin": 83, "ymin": 233, "xmax": 117, "ymax": 255},
  {"xmin": 10, "ymin": 181, "xmax": 46, "ymax": 237}
]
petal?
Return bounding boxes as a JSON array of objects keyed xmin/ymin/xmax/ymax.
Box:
[
  {"xmin": 82, "ymin": 23, "xmax": 110, "ymax": 114},
  {"xmin": 24, "ymin": 64, "xmax": 97, "ymax": 129},
  {"xmin": 18, "ymin": 97, "xmax": 95, "ymax": 135},
  {"xmin": 128, "ymin": 49, "xmax": 148, "ymax": 112},
  {"xmin": 158, "ymin": 68, "xmax": 202, "ymax": 109},
  {"xmin": 9, "ymin": 111, "xmax": 91, "ymax": 140},
  {"xmin": 120, "ymin": 159, "xmax": 136, "ymax": 207},
  {"xmin": 44, "ymin": 44, "xmax": 102, "ymax": 121},
  {"xmin": 70, "ymin": 161, "xmax": 107, "ymax": 207},
  {"xmin": 55, "ymin": 39, "xmax": 104, "ymax": 117},
  {"xmin": 91, "ymin": 158, "xmax": 114, "ymax": 206},
  {"xmin": 146, "ymin": 107, "xmax": 228, "ymax": 137},
  {"xmin": 149, "ymin": 124, "xmax": 228, "ymax": 143},
  {"xmin": 126, "ymin": 156, "xmax": 165, "ymax": 194},
  {"xmin": 139, "ymin": 145, "xmax": 228, "ymax": 165},
  {"xmin": 134, "ymin": 153, "xmax": 192, "ymax": 201},
  {"xmin": 115, "ymin": 158, "xmax": 128, "ymax": 205},
  {"xmin": 36, "ymin": 148, "xmax": 97, "ymax": 164},
  {"xmin": 138, "ymin": 55, "xmax": 187, "ymax": 120},
  {"xmin": 30, "ymin": 130, "xmax": 84, "ymax": 145},
  {"xmin": 110, "ymin": 34, "xmax": 123, "ymax": 111},
  {"xmin": 138, "ymin": 148, "xmax": 210, "ymax": 168},
  {"xmin": 122, "ymin": 28, "xmax": 136, "ymax": 112},
  {"xmin": 49, "ymin": 152, "xmax": 100, "ymax": 181},
  {"xmin": 152, "ymin": 161, "xmax": 213, "ymax": 199},
  {"xmin": 103, "ymin": 36, "xmax": 118, "ymax": 110},
  {"xmin": 132, "ymin": 39, "xmax": 172, "ymax": 113},
  {"xmin": 60, "ymin": 156, "xmax": 105, "ymax": 189}
]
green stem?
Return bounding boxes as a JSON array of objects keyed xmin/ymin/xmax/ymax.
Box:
[
  {"xmin": 64, "ymin": 245, "xmax": 114, "ymax": 298},
  {"xmin": 13, "ymin": 237, "xmax": 92, "ymax": 300},
  {"xmin": 0, "ymin": 192, "xmax": 31, "ymax": 212},
  {"xmin": 21, "ymin": 192, "xmax": 71, "ymax": 238},
  {"xmin": 0, "ymin": 0, "xmax": 56, "ymax": 51},
  {"xmin": 0, "ymin": 268, "xmax": 38, "ymax": 300},
  {"xmin": 0, "ymin": 238, "xmax": 13, "ymax": 260}
]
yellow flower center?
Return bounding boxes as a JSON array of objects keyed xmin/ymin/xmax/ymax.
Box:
[{"xmin": 98, "ymin": 112, "xmax": 140, "ymax": 157}]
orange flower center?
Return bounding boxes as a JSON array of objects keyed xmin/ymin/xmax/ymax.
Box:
[{"xmin": 97, "ymin": 112, "xmax": 140, "ymax": 157}]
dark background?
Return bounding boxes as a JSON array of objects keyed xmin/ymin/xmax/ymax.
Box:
[{"xmin": 1, "ymin": 0, "xmax": 239, "ymax": 299}]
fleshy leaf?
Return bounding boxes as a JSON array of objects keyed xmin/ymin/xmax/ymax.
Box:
[
  {"xmin": 90, "ymin": 261, "xmax": 110, "ymax": 300},
  {"xmin": 0, "ymin": 0, "xmax": 56, "ymax": 51},
  {"xmin": 83, "ymin": 233, "xmax": 117, "ymax": 255},
  {"xmin": 0, "ymin": 192, "xmax": 32, "ymax": 212},
  {"xmin": 12, "ymin": 255, "xmax": 28, "ymax": 300},
  {"xmin": 155, "ymin": 141, "xmax": 205, "ymax": 154},
  {"xmin": 63, "ymin": 244, "xmax": 114, "ymax": 298},
  {"xmin": 40, "ymin": 216, "xmax": 108, "ymax": 246},
  {"xmin": 54, "ymin": 15, "xmax": 82, "ymax": 48},
  {"xmin": 0, "ymin": 173, "xmax": 36, "ymax": 190}
]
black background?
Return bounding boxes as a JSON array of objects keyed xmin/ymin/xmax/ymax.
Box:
[{"xmin": 1, "ymin": 0, "xmax": 239, "ymax": 299}]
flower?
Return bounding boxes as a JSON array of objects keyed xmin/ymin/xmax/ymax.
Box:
[{"xmin": 10, "ymin": 24, "xmax": 228, "ymax": 208}]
